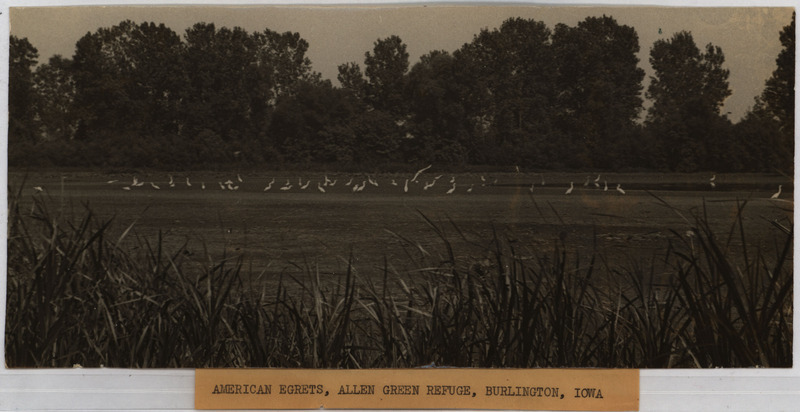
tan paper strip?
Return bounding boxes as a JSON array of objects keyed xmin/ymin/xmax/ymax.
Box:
[{"xmin": 196, "ymin": 368, "xmax": 639, "ymax": 410}]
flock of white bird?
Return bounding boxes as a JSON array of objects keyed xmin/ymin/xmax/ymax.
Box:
[{"xmin": 31, "ymin": 167, "xmax": 786, "ymax": 199}]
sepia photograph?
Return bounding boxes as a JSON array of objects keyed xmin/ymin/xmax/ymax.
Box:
[{"xmin": 5, "ymin": 3, "xmax": 794, "ymax": 373}]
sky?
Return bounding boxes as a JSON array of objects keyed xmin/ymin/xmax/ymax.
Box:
[{"xmin": 8, "ymin": 4, "xmax": 795, "ymax": 121}]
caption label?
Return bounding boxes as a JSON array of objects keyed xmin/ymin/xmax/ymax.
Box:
[{"xmin": 196, "ymin": 368, "xmax": 638, "ymax": 410}]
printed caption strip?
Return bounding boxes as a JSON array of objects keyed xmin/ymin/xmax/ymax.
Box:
[{"xmin": 196, "ymin": 368, "xmax": 639, "ymax": 410}]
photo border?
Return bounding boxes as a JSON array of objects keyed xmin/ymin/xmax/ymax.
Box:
[{"xmin": 1, "ymin": 0, "xmax": 797, "ymax": 410}]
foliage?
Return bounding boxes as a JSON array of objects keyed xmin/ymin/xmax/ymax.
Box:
[
  {"xmin": 7, "ymin": 13, "xmax": 794, "ymax": 172},
  {"xmin": 645, "ymin": 31, "xmax": 733, "ymax": 172},
  {"xmin": 6, "ymin": 187, "xmax": 792, "ymax": 368}
]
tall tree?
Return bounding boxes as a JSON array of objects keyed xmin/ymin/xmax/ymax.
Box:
[
  {"xmin": 404, "ymin": 50, "xmax": 470, "ymax": 163},
  {"xmin": 455, "ymin": 17, "xmax": 557, "ymax": 165},
  {"xmin": 759, "ymin": 12, "xmax": 795, "ymax": 135},
  {"xmin": 34, "ymin": 55, "xmax": 77, "ymax": 141},
  {"xmin": 71, "ymin": 21, "xmax": 184, "ymax": 140},
  {"xmin": 337, "ymin": 62, "xmax": 366, "ymax": 99},
  {"xmin": 552, "ymin": 16, "xmax": 645, "ymax": 169},
  {"xmin": 735, "ymin": 12, "xmax": 795, "ymax": 173},
  {"xmin": 9, "ymin": 36, "xmax": 39, "ymax": 143},
  {"xmin": 364, "ymin": 35, "xmax": 409, "ymax": 112},
  {"xmin": 646, "ymin": 31, "xmax": 732, "ymax": 171}
]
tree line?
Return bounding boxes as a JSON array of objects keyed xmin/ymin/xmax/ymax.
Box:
[{"xmin": 8, "ymin": 14, "xmax": 794, "ymax": 173}]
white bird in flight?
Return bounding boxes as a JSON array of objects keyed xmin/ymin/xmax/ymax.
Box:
[{"xmin": 411, "ymin": 164, "xmax": 432, "ymax": 183}]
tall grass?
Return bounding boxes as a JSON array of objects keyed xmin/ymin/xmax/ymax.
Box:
[{"xmin": 5, "ymin": 187, "xmax": 792, "ymax": 368}]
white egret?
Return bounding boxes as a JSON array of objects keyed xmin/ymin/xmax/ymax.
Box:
[
  {"xmin": 107, "ymin": 179, "xmax": 118, "ymax": 184},
  {"xmin": 584, "ymin": 176, "xmax": 590, "ymax": 187},
  {"xmin": 352, "ymin": 182, "xmax": 360, "ymax": 193},
  {"xmin": 201, "ymin": 182, "xmax": 206, "ymax": 190},
  {"xmin": 594, "ymin": 174, "xmax": 601, "ymax": 183},
  {"xmin": 404, "ymin": 179, "xmax": 409, "ymax": 193},
  {"xmin": 434, "ymin": 175, "xmax": 443, "ymax": 180},
  {"xmin": 225, "ymin": 179, "xmax": 234, "ymax": 185},
  {"xmin": 616, "ymin": 184, "xmax": 626, "ymax": 195},
  {"xmin": 345, "ymin": 178, "xmax": 353, "ymax": 186},
  {"xmin": 122, "ymin": 186, "xmax": 131, "ymax": 191},
  {"xmin": 480, "ymin": 175, "xmax": 486, "ymax": 183},
  {"xmin": 411, "ymin": 164, "xmax": 432, "ymax": 182},
  {"xmin": 446, "ymin": 182, "xmax": 456, "ymax": 194},
  {"xmin": 604, "ymin": 181, "xmax": 608, "ymax": 191},
  {"xmin": 391, "ymin": 179, "xmax": 398, "ymax": 186},
  {"xmin": 710, "ymin": 181, "xmax": 716, "ymax": 189},
  {"xmin": 317, "ymin": 182, "xmax": 326, "ymax": 193},
  {"xmin": 132, "ymin": 176, "xmax": 139, "ymax": 186},
  {"xmin": 264, "ymin": 181, "xmax": 274, "ymax": 191},
  {"xmin": 231, "ymin": 185, "xmax": 239, "ymax": 191},
  {"xmin": 323, "ymin": 175, "xmax": 331, "ymax": 186},
  {"xmin": 467, "ymin": 184, "xmax": 474, "ymax": 193},
  {"xmin": 357, "ymin": 181, "xmax": 367, "ymax": 192},
  {"xmin": 186, "ymin": 177, "xmax": 192, "ymax": 187},
  {"xmin": 771, "ymin": 185, "xmax": 782, "ymax": 199},
  {"xmin": 281, "ymin": 184, "xmax": 292, "ymax": 191},
  {"xmin": 169, "ymin": 175, "xmax": 174, "ymax": 185},
  {"xmin": 368, "ymin": 176, "xmax": 378, "ymax": 186},
  {"xmin": 151, "ymin": 182, "xmax": 161, "ymax": 190},
  {"xmin": 227, "ymin": 182, "xmax": 235, "ymax": 191},
  {"xmin": 529, "ymin": 183, "xmax": 535, "ymax": 193},
  {"xmin": 237, "ymin": 174, "xmax": 243, "ymax": 183},
  {"xmin": 449, "ymin": 176, "xmax": 455, "ymax": 183},
  {"xmin": 565, "ymin": 182, "xmax": 574, "ymax": 195},
  {"xmin": 218, "ymin": 182, "xmax": 225, "ymax": 190},
  {"xmin": 515, "ymin": 165, "xmax": 520, "ymax": 173},
  {"xmin": 329, "ymin": 179, "xmax": 337, "ymax": 186},
  {"xmin": 33, "ymin": 186, "xmax": 44, "ymax": 193},
  {"xmin": 423, "ymin": 180, "xmax": 435, "ymax": 190},
  {"xmin": 540, "ymin": 174, "xmax": 545, "ymax": 186},
  {"xmin": 710, "ymin": 174, "xmax": 716, "ymax": 182},
  {"xmin": 300, "ymin": 180, "xmax": 311, "ymax": 190},
  {"xmin": 493, "ymin": 179, "xmax": 498, "ymax": 186}
]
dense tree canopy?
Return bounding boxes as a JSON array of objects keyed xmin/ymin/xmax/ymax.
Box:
[
  {"xmin": 645, "ymin": 31, "xmax": 732, "ymax": 171},
  {"xmin": 8, "ymin": 16, "xmax": 792, "ymax": 172}
]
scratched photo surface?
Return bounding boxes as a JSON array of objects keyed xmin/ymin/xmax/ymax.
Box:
[{"xmin": 6, "ymin": 5, "xmax": 793, "ymax": 368}]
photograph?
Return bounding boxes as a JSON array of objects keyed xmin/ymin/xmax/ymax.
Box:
[{"xmin": 5, "ymin": 3, "xmax": 793, "ymax": 373}]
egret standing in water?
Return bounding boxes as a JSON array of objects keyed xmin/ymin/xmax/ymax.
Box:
[
  {"xmin": 565, "ymin": 182, "xmax": 574, "ymax": 195},
  {"xmin": 186, "ymin": 177, "xmax": 192, "ymax": 187},
  {"xmin": 446, "ymin": 182, "xmax": 456, "ymax": 194},
  {"xmin": 771, "ymin": 185, "xmax": 783, "ymax": 199},
  {"xmin": 404, "ymin": 179, "xmax": 409, "ymax": 193}
]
